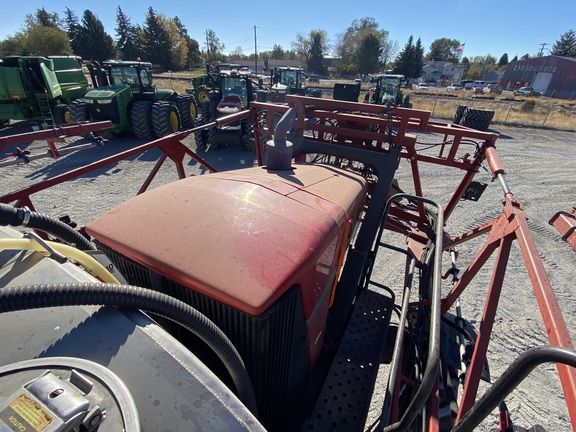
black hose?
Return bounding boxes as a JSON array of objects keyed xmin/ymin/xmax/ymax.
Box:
[
  {"xmin": 0, "ymin": 203, "xmax": 94, "ymax": 251},
  {"xmin": 0, "ymin": 282, "xmax": 258, "ymax": 416}
]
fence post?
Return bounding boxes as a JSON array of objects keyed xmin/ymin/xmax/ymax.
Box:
[
  {"xmin": 504, "ymin": 104, "xmax": 512, "ymax": 125},
  {"xmin": 542, "ymin": 105, "xmax": 553, "ymax": 127}
]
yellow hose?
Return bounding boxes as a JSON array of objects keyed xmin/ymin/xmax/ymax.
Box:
[{"xmin": 0, "ymin": 238, "xmax": 120, "ymax": 284}]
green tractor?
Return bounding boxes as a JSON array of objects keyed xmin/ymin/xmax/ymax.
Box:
[
  {"xmin": 186, "ymin": 63, "xmax": 241, "ymax": 104},
  {"xmin": 364, "ymin": 74, "xmax": 412, "ymax": 108},
  {"xmin": 193, "ymin": 68, "xmax": 257, "ymax": 150},
  {"xmin": 267, "ymin": 67, "xmax": 321, "ymax": 102},
  {"xmin": 0, "ymin": 55, "xmax": 88, "ymax": 126},
  {"xmin": 70, "ymin": 60, "xmax": 197, "ymax": 140}
]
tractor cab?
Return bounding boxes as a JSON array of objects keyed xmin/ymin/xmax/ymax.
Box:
[
  {"xmin": 365, "ymin": 74, "xmax": 412, "ymax": 108},
  {"xmin": 87, "ymin": 60, "xmax": 157, "ymax": 98},
  {"xmin": 272, "ymin": 67, "xmax": 305, "ymax": 94}
]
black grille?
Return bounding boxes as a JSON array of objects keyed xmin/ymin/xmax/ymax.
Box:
[
  {"xmin": 87, "ymin": 98, "xmax": 121, "ymax": 123},
  {"xmin": 98, "ymin": 242, "xmax": 309, "ymax": 431}
]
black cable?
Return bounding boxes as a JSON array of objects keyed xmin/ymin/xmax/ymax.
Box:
[{"xmin": 0, "ymin": 203, "xmax": 94, "ymax": 251}]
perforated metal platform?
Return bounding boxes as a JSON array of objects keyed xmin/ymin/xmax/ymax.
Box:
[{"xmin": 301, "ymin": 287, "xmax": 394, "ymax": 431}]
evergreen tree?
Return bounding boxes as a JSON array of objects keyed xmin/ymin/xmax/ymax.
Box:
[
  {"xmin": 498, "ymin": 53, "xmax": 509, "ymax": 67},
  {"xmin": 307, "ymin": 31, "xmax": 327, "ymax": 74},
  {"xmin": 551, "ymin": 29, "xmax": 576, "ymax": 57},
  {"xmin": 271, "ymin": 44, "xmax": 285, "ymax": 60},
  {"xmin": 356, "ymin": 32, "xmax": 382, "ymax": 75},
  {"xmin": 142, "ymin": 7, "xmax": 173, "ymax": 69},
  {"xmin": 392, "ymin": 36, "xmax": 423, "ymax": 80},
  {"xmin": 63, "ymin": 8, "xmax": 83, "ymax": 56},
  {"xmin": 115, "ymin": 6, "xmax": 142, "ymax": 60},
  {"xmin": 336, "ymin": 17, "xmax": 388, "ymax": 74},
  {"xmin": 27, "ymin": 8, "xmax": 60, "ymax": 28},
  {"xmin": 74, "ymin": 10, "xmax": 115, "ymax": 62},
  {"xmin": 511, "ymin": 55, "xmax": 518, "ymax": 62}
]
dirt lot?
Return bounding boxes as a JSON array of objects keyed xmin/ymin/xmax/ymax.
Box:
[{"xmin": 0, "ymin": 119, "xmax": 575, "ymax": 431}]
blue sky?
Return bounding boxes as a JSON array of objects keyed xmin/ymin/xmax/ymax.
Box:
[{"xmin": 2, "ymin": 0, "xmax": 574, "ymax": 61}]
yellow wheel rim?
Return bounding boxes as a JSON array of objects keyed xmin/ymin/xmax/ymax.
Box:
[
  {"xmin": 170, "ymin": 111, "xmax": 179, "ymax": 131},
  {"xmin": 198, "ymin": 91, "xmax": 209, "ymax": 103}
]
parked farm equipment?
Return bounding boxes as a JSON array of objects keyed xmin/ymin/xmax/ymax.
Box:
[
  {"xmin": 193, "ymin": 68, "xmax": 258, "ymax": 150},
  {"xmin": 0, "ymin": 121, "xmax": 113, "ymax": 168},
  {"xmin": 70, "ymin": 60, "xmax": 197, "ymax": 139},
  {"xmin": 0, "ymin": 96, "xmax": 574, "ymax": 432},
  {"xmin": 0, "ymin": 55, "xmax": 88, "ymax": 127},
  {"xmin": 364, "ymin": 73, "xmax": 412, "ymax": 108},
  {"xmin": 267, "ymin": 67, "xmax": 321, "ymax": 102}
]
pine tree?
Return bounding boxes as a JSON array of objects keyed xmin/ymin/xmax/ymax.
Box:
[
  {"xmin": 75, "ymin": 10, "xmax": 115, "ymax": 62},
  {"xmin": 392, "ymin": 36, "xmax": 424, "ymax": 80},
  {"xmin": 355, "ymin": 32, "xmax": 382, "ymax": 75},
  {"xmin": 115, "ymin": 6, "xmax": 142, "ymax": 61},
  {"xmin": 142, "ymin": 7, "xmax": 173, "ymax": 69},
  {"xmin": 307, "ymin": 31, "xmax": 326, "ymax": 74},
  {"xmin": 551, "ymin": 30, "xmax": 576, "ymax": 58},
  {"xmin": 498, "ymin": 53, "xmax": 509, "ymax": 67},
  {"xmin": 63, "ymin": 8, "xmax": 83, "ymax": 56}
]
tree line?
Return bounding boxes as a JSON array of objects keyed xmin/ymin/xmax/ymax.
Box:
[{"xmin": 1, "ymin": 8, "xmax": 575, "ymax": 81}]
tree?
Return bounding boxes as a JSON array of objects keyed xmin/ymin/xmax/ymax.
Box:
[
  {"xmin": 307, "ymin": 31, "xmax": 327, "ymax": 74},
  {"xmin": 293, "ymin": 30, "xmax": 329, "ymax": 62},
  {"xmin": 392, "ymin": 36, "xmax": 424, "ymax": 80},
  {"xmin": 511, "ymin": 55, "xmax": 518, "ymax": 62},
  {"xmin": 336, "ymin": 17, "xmax": 389, "ymax": 74},
  {"xmin": 115, "ymin": 6, "xmax": 142, "ymax": 60},
  {"xmin": 356, "ymin": 32, "xmax": 382, "ymax": 75},
  {"xmin": 205, "ymin": 29, "xmax": 225, "ymax": 64},
  {"xmin": 142, "ymin": 7, "xmax": 173, "ymax": 69},
  {"xmin": 271, "ymin": 44, "xmax": 285, "ymax": 60},
  {"xmin": 551, "ymin": 29, "xmax": 576, "ymax": 57},
  {"xmin": 22, "ymin": 26, "xmax": 72, "ymax": 55},
  {"xmin": 172, "ymin": 17, "xmax": 201, "ymax": 69},
  {"xmin": 426, "ymin": 38, "xmax": 461, "ymax": 63},
  {"xmin": 75, "ymin": 10, "xmax": 115, "ymax": 62},
  {"xmin": 497, "ymin": 53, "xmax": 509, "ymax": 67},
  {"xmin": 228, "ymin": 46, "xmax": 245, "ymax": 61},
  {"xmin": 26, "ymin": 8, "xmax": 60, "ymax": 28},
  {"xmin": 1, "ymin": 8, "xmax": 71, "ymax": 56}
]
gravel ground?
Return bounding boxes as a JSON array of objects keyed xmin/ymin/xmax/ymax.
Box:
[{"xmin": 1, "ymin": 119, "xmax": 575, "ymax": 431}]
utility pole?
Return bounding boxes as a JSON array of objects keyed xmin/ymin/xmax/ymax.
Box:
[
  {"xmin": 206, "ymin": 30, "xmax": 210, "ymax": 66},
  {"xmin": 538, "ymin": 42, "xmax": 548, "ymax": 57},
  {"xmin": 254, "ymin": 25, "xmax": 258, "ymax": 74}
]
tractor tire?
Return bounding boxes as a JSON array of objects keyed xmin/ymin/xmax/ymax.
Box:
[
  {"xmin": 241, "ymin": 119, "xmax": 255, "ymax": 151},
  {"xmin": 52, "ymin": 104, "xmax": 71, "ymax": 125},
  {"xmin": 152, "ymin": 101, "xmax": 180, "ymax": 138},
  {"xmin": 194, "ymin": 118, "xmax": 206, "ymax": 150},
  {"xmin": 459, "ymin": 107, "xmax": 495, "ymax": 131},
  {"xmin": 197, "ymin": 89, "xmax": 210, "ymax": 104},
  {"xmin": 130, "ymin": 100, "xmax": 155, "ymax": 140},
  {"xmin": 69, "ymin": 99, "xmax": 89, "ymax": 123},
  {"xmin": 454, "ymin": 104, "xmax": 467, "ymax": 124},
  {"xmin": 176, "ymin": 94, "xmax": 197, "ymax": 130},
  {"xmin": 200, "ymin": 99, "xmax": 218, "ymax": 149},
  {"xmin": 207, "ymin": 126, "xmax": 217, "ymax": 150}
]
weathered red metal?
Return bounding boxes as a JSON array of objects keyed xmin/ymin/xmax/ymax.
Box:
[
  {"xmin": 0, "ymin": 121, "xmax": 113, "ymax": 152},
  {"xmin": 1, "ymin": 97, "xmax": 574, "ymax": 430},
  {"xmin": 549, "ymin": 208, "xmax": 576, "ymax": 250}
]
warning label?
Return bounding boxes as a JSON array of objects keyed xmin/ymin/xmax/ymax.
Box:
[{"xmin": 0, "ymin": 394, "xmax": 51, "ymax": 431}]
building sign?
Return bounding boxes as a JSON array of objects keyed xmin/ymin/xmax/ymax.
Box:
[{"xmin": 513, "ymin": 64, "xmax": 557, "ymax": 73}]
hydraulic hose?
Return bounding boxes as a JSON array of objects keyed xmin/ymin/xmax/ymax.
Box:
[
  {"xmin": 0, "ymin": 203, "xmax": 95, "ymax": 251},
  {"xmin": 0, "ymin": 238, "xmax": 119, "ymax": 284},
  {"xmin": 0, "ymin": 282, "xmax": 258, "ymax": 417}
]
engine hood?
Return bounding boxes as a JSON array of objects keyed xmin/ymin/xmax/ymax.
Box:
[{"xmin": 86, "ymin": 164, "xmax": 367, "ymax": 316}]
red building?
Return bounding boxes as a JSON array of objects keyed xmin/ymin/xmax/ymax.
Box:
[{"xmin": 500, "ymin": 55, "xmax": 576, "ymax": 99}]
